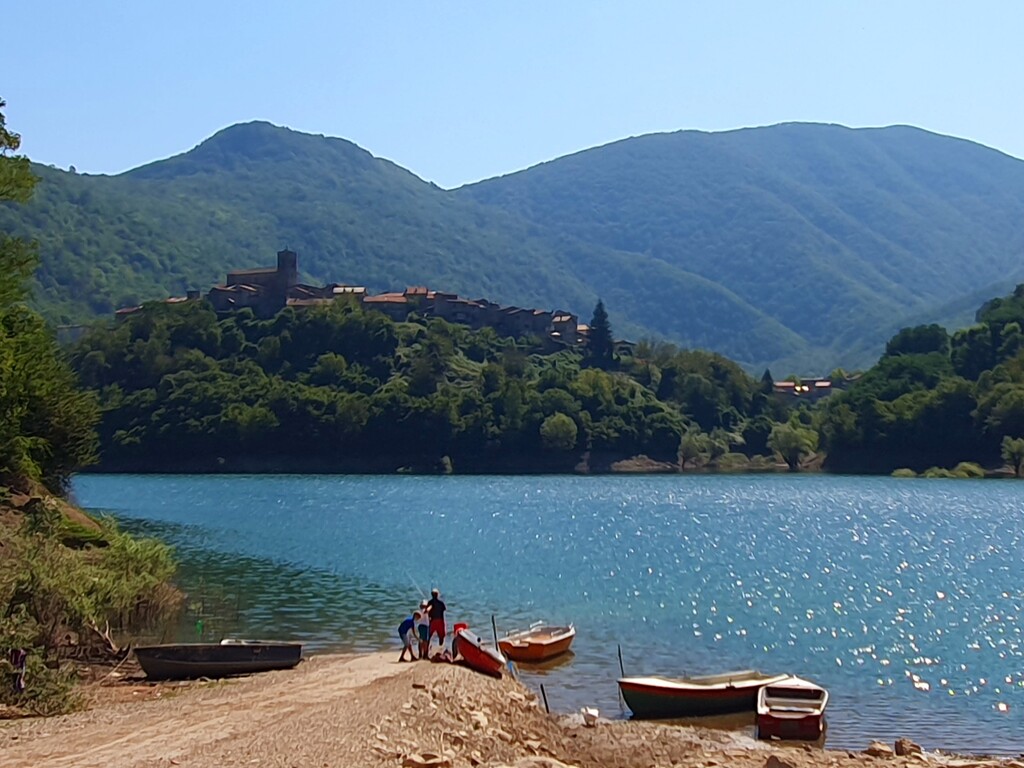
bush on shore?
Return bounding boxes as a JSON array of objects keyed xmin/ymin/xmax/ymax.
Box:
[{"xmin": 0, "ymin": 495, "xmax": 178, "ymax": 715}]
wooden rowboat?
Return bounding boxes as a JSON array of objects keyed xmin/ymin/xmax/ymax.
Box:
[
  {"xmin": 134, "ymin": 639, "xmax": 303, "ymax": 680},
  {"xmin": 756, "ymin": 675, "xmax": 829, "ymax": 741},
  {"xmin": 497, "ymin": 622, "xmax": 576, "ymax": 663},
  {"xmin": 454, "ymin": 627, "xmax": 506, "ymax": 677},
  {"xmin": 617, "ymin": 669, "xmax": 788, "ymax": 719}
]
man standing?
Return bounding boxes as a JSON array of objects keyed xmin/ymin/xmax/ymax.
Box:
[{"xmin": 426, "ymin": 588, "xmax": 447, "ymax": 655}]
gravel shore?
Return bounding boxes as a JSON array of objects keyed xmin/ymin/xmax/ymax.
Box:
[{"xmin": 1, "ymin": 652, "xmax": 1020, "ymax": 768}]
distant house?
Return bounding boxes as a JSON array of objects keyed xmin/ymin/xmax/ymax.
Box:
[
  {"xmin": 204, "ymin": 249, "xmax": 367, "ymax": 317},
  {"xmin": 772, "ymin": 377, "xmax": 835, "ymax": 403},
  {"xmin": 208, "ymin": 249, "xmax": 299, "ymax": 315},
  {"xmin": 361, "ymin": 292, "xmax": 409, "ymax": 321},
  {"xmin": 114, "ymin": 289, "xmax": 203, "ymax": 321}
]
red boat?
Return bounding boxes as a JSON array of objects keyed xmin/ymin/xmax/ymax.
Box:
[
  {"xmin": 454, "ymin": 627, "xmax": 506, "ymax": 678},
  {"xmin": 756, "ymin": 675, "xmax": 829, "ymax": 741}
]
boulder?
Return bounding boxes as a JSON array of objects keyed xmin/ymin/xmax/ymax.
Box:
[
  {"xmin": 895, "ymin": 738, "xmax": 923, "ymax": 756},
  {"xmin": 864, "ymin": 741, "xmax": 895, "ymax": 757},
  {"xmin": 764, "ymin": 755, "xmax": 799, "ymax": 768}
]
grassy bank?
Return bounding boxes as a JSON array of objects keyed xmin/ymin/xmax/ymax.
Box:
[{"xmin": 0, "ymin": 488, "xmax": 178, "ymax": 716}]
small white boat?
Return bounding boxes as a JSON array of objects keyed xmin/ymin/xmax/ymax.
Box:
[{"xmin": 756, "ymin": 675, "xmax": 829, "ymax": 740}]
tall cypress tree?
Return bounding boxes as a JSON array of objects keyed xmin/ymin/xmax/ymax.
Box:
[{"xmin": 587, "ymin": 299, "xmax": 614, "ymax": 369}]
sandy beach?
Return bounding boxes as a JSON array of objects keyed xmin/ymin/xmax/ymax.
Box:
[{"xmin": 2, "ymin": 651, "xmax": 1022, "ymax": 768}]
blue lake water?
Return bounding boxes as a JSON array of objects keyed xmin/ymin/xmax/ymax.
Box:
[{"xmin": 72, "ymin": 473, "xmax": 1024, "ymax": 753}]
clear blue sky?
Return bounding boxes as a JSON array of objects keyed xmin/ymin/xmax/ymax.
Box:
[{"xmin": 6, "ymin": 1, "xmax": 1023, "ymax": 188}]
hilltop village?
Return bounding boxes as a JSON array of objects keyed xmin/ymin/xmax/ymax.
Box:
[
  {"xmin": 112, "ymin": 248, "xmax": 854, "ymax": 403},
  {"xmin": 115, "ymin": 248, "xmax": 596, "ymax": 354}
]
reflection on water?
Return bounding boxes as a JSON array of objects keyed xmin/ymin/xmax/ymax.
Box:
[
  {"xmin": 512, "ymin": 650, "xmax": 576, "ymax": 676},
  {"xmin": 122, "ymin": 517, "xmax": 414, "ymax": 651},
  {"xmin": 75, "ymin": 473, "xmax": 1024, "ymax": 754}
]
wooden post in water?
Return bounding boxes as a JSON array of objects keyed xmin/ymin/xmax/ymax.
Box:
[
  {"xmin": 616, "ymin": 643, "xmax": 626, "ymax": 712},
  {"xmin": 540, "ymin": 683, "xmax": 550, "ymax": 713}
]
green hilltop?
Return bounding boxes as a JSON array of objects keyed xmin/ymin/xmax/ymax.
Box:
[{"xmin": 5, "ymin": 120, "xmax": 1024, "ymax": 371}]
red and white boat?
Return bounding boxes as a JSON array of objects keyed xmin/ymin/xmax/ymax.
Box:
[
  {"xmin": 453, "ymin": 626, "xmax": 506, "ymax": 678},
  {"xmin": 617, "ymin": 670, "xmax": 788, "ymax": 719},
  {"xmin": 756, "ymin": 675, "xmax": 829, "ymax": 741}
]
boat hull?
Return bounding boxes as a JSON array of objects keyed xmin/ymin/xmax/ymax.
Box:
[
  {"xmin": 756, "ymin": 712, "xmax": 825, "ymax": 741},
  {"xmin": 134, "ymin": 641, "xmax": 303, "ymax": 680},
  {"xmin": 454, "ymin": 628, "xmax": 505, "ymax": 677},
  {"xmin": 756, "ymin": 675, "xmax": 828, "ymax": 741},
  {"xmin": 498, "ymin": 625, "xmax": 575, "ymax": 663},
  {"xmin": 618, "ymin": 672, "xmax": 788, "ymax": 719}
]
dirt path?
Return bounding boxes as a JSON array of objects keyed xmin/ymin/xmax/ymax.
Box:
[
  {"xmin": 3, "ymin": 652, "xmax": 1022, "ymax": 768},
  {"xmin": 1, "ymin": 652, "xmax": 409, "ymax": 768}
]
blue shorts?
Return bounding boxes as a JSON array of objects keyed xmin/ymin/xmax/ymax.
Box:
[{"xmin": 418, "ymin": 625, "xmax": 429, "ymax": 641}]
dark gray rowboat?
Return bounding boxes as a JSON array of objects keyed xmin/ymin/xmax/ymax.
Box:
[{"xmin": 134, "ymin": 639, "xmax": 303, "ymax": 680}]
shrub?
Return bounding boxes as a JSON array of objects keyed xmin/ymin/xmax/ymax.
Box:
[
  {"xmin": 952, "ymin": 462, "xmax": 986, "ymax": 478},
  {"xmin": 715, "ymin": 452, "xmax": 750, "ymax": 472}
]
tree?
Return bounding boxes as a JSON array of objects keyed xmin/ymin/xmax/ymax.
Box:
[
  {"xmin": 885, "ymin": 324, "xmax": 950, "ymax": 358},
  {"xmin": 0, "ymin": 99, "xmax": 98, "ymax": 490},
  {"xmin": 586, "ymin": 299, "xmax": 614, "ymax": 369},
  {"xmin": 768, "ymin": 422, "xmax": 819, "ymax": 471},
  {"xmin": 1001, "ymin": 436, "xmax": 1024, "ymax": 477},
  {"xmin": 539, "ymin": 412, "xmax": 578, "ymax": 451},
  {"xmin": 677, "ymin": 429, "xmax": 710, "ymax": 468},
  {"xmin": 0, "ymin": 98, "xmax": 38, "ymax": 307}
]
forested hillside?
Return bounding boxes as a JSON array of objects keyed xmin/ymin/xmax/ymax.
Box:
[
  {"xmin": 5, "ymin": 121, "xmax": 1024, "ymax": 371},
  {"xmin": 460, "ymin": 123, "xmax": 1024, "ymax": 370}
]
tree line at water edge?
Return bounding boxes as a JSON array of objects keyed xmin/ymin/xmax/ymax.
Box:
[{"xmin": 66, "ymin": 283, "xmax": 1024, "ymax": 477}]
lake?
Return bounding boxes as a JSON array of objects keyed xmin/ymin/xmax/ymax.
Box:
[{"xmin": 72, "ymin": 473, "xmax": 1024, "ymax": 753}]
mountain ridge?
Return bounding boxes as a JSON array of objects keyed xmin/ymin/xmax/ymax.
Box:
[{"xmin": 5, "ymin": 120, "xmax": 1024, "ymax": 372}]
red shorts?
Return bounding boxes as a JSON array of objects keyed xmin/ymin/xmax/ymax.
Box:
[{"xmin": 428, "ymin": 618, "xmax": 446, "ymax": 641}]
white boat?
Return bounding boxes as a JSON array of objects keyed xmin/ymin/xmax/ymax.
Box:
[{"xmin": 756, "ymin": 675, "xmax": 829, "ymax": 740}]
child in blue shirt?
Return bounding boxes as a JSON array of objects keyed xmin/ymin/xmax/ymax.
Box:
[{"xmin": 398, "ymin": 611, "xmax": 420, "ymax": 662}]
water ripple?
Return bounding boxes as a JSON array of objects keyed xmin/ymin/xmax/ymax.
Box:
[{"xmin": 74, "ymin": 473, "xmax": 1024, "ymax": 753}]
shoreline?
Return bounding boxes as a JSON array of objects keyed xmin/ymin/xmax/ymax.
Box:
[{"xmin": 2, "ymin": 651, "xmax": 1021, "ymax": 768}]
